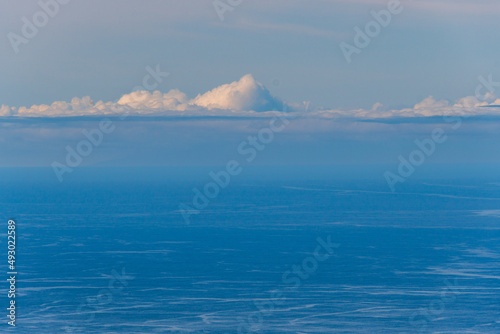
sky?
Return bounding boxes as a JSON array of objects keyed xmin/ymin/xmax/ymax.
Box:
[
  {"xmin": 2, "ymin": 0, "xmax": 500, "ymax": 182},
  {"xmin": 2, "ymin": 0, "xmax": 500, "ymax": 109}
]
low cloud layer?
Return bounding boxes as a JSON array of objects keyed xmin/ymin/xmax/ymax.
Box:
[
  {"xmin": 0, "ymin": 74, "xmax": 287, "ymax": 118},
  {"xmin": 2, "ymin": 74, "xmax": 500, "ymax": 119}
]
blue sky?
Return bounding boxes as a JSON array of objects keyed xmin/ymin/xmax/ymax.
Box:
[{"xmin": 2, "ymin": 0, "xmax": 500, "ymax": 109}]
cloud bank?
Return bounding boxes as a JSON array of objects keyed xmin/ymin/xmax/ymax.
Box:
[
  {"xmin": 2, "ymin": 74, "xmax": 500, "ymax": 119},
  {"xmin": 0, "ymin": 74, "xmax": 287, "ymax": 118}
]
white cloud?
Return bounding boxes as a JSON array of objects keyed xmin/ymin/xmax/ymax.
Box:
[
  {"xmin": 414, "ymin": 96, "xmax": 449, "ymax": 110},
  {"xmin": 312, "ymin": 93, "xmax": 500, "ymax": 119},
  {"xmin": 118, "ymin": 89, "xmax": 189, "ymax": 111},
  {"xmin": 191, "ymin": 74, "xmax": 282, "ymax": 112},
  {"xmin": 3, "ymin": 74, "xmax": 500, "ymax": 119},
  {"xmin": 0, "ymin": 105, "xmax": 13, "ymax": 116},
  {"xmin": 3, "ymin": 74, "xmax": 286, "ymax": 118}
]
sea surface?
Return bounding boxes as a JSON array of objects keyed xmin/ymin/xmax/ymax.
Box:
[{"xmin": 2, "ymin": 172, "xmax": 500, "ymax": 333}]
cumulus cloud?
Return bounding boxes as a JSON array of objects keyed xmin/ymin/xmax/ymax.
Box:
[
  {"xmin": 118, "ymin": 89, "xmax": 189, "ymax": 111},
  {"xmin": 192, "ymin": 74, "xmax": 282, "ymax": 112},
  {"xmin": 0, "ymin": 105, "xmax": 14, "ymax": 116},
  {"xmin": 2, "ymin": 74, "xmax": 287, "ymax": 118},
  {"xmin": 3, "ymin": 74, "xmax": 500, "ymax": 119},
  {"xmin": 312, "ymin": 94, "xmax": 500, "ymax": 119}
]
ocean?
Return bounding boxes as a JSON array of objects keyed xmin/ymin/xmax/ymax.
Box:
[{"xmin": 2, "ymin": 168, "xmax": 500, "ymax": 333}]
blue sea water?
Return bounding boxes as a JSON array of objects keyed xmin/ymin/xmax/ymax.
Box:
[{"xmin": 2, "ymin": 169, "xmax": 500, "ymax": 333}]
